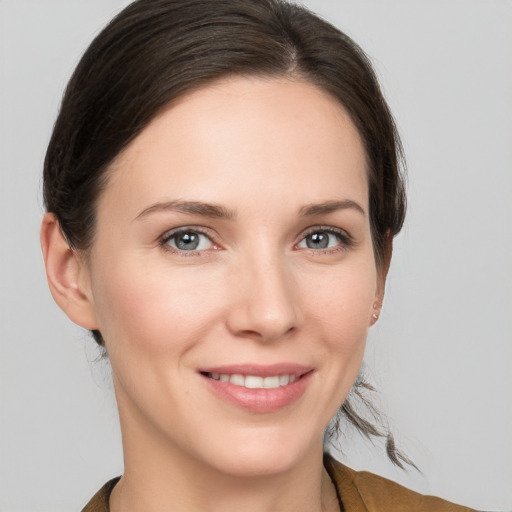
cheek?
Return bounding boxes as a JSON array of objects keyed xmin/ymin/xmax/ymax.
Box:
[
  {"xmin": 301, "ymin": 261, "xmax": 376, "ymax": 385},
  {"xmin": 90, "ymin": 258, "xmax": 223, "ymax": 356},
  {"xmin": 304, "ymin": 261, "xmax": 376, "ymax": 335}
]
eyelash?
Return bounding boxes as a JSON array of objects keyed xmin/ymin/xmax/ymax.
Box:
[
  {"xmin": 158, "ymin": 225, "xmax": 354, "ymax": 255},
  {"xmin": 159, "ymin": 227, "xmax": 217, "ymax": 256},
  {"xmin": 298, "ymin": 226, "xmax": 355, "ymax": 254}
]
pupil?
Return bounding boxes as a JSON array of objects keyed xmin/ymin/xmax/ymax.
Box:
[
  {"xmin": 177, "ymin": 233, "xmax": 199, "ymax": 250},
  {"xmin": 308, "ymin": 232, "xmax": 328, "ymax": 249}
]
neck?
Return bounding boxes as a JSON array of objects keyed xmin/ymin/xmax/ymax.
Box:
[{"xmin": 110, "ymin": 406, "xmax": 339, "ymax": 512}]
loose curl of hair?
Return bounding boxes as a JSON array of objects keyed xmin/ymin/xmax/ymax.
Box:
[{"xmin": 43, "ymin": 0, "xmax": 410, "ymax": 468}]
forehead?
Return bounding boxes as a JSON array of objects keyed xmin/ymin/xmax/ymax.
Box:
[{"xmin": 101, "ymin": 76, "xmax": 368, "ymax": 218}]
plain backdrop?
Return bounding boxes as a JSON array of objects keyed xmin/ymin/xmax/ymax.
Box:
[{"xmin": 0, "ymin": 1, "xmax": 511, "ymax": 511}]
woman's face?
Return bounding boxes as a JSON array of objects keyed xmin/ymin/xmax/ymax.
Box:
[{"xmin": 82, "ymin": 76, "xmax": 383, "ymax": 476}]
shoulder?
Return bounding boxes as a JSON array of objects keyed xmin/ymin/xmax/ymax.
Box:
[
  {"xmin": 81, "ymin": 477, "xmax": 119, "ymax": 512},
  {"xmin": 324, "ymin": 454, "xmax": 478, "ymax": 512}
]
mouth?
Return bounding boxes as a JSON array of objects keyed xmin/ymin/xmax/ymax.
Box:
[
  {"xmin": 201, "ymin": 372, "xmax": 302, "ymax": 389},
  {"xmin": 198, "ymin": 364, "xmax": 314, "ymax": 412}
]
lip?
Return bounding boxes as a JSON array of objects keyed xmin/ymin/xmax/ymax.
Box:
[
  {"xmin": 198, "ymin": 363, "xmax": 313, "ymax": 378},
  {"xmin": 198, "ymin": 363, "xmax": 314, "ymax": 413}
]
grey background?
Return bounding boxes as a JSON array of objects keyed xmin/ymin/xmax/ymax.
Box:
[{"xmin": 0, "ymin": 1, "xmax": 511, "ymax": 510}]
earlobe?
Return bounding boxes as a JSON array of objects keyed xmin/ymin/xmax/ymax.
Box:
[
  {"xmin": 370, "ymin": 301, "xmax": 381, "ymax": 325},
  {"xmin": 370, "ymin": 232, "xmax": 393, "ymax": 327},
  {"xmin": 40, "ymin": 213, "xmax": 98, "ymax": 330}
]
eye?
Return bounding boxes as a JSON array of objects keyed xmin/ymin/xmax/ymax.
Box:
[
  {"xmin": 297, "ymin": 228, "xmax": 351, "ymax": 251},
  {"xmin": 161, "ymin": 229, "xmax": 214, "ymax": 252}
]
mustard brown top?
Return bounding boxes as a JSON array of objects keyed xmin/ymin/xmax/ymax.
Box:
[{"xmin": 81, "ymin": 455, "xmax": 477, "ymax": 512}]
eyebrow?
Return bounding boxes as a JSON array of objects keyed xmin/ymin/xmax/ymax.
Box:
[
  {"xmin": 134, "ymin": 198, "xmax": 365, "ymax": 222},
  {"xmin": 134, "ymin": 200, "xmax": 236, "ymax": 221},
  {"xmin": 298, "ymin": 199, "xmax": 366, "ymax": 217}
]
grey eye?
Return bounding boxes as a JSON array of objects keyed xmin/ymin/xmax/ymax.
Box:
[
  {"xmin": 298, "ymin": 231, "xmax": 342, "ymax": 250},
  {"xmin": 166, "ymin": 231, "xmax": 213, "ymax": 251}
]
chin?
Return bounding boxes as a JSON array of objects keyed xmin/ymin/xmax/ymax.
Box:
[{"xmin": 198, "ymin": 425, "xmax": 322, "ymax": 478}]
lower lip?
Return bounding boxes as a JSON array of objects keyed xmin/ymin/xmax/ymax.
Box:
[{"xmin": 200, "ymin": 372, "xmax": 313, "ymax": 413}]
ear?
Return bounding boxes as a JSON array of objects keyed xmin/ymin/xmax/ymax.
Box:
[
  {"xmin": 370, "ymin": 232, "xmax": 393, "ymax": 326},
  {"xmin": 40, "ymin": 213, "xmax": 98, "ymax": 330}
]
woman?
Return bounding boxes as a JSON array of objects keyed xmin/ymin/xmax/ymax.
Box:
[{"xmin": 39, "ymin": 0, "xmax": 483, "ymax": 510}]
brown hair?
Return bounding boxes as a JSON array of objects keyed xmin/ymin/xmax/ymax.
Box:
[{"xmin": 43, "ymin": 0, "xmax": 409, "ymax": 467}]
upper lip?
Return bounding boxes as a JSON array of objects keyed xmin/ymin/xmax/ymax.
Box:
[{"xmin": 198, "ymin": 363, "xmax": 314, "ymax": 378}]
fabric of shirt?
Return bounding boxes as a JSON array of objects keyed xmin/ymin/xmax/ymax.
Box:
[{"xmin": 81, "ymin": 455, "xmax": 478, "ymax": 512}]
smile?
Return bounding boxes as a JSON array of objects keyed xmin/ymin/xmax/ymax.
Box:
[
  {"xmin": 203, "ymin": 373, "xmax": 297, "ymax": 389},
  {"xmin": 199, "ymin": 364, "xmax": 314, "ymax": 413}
]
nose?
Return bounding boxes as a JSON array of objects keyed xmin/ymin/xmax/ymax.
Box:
[{"xmin": 225, "ymin": 253, "xmax": 302, "ymax": 343}]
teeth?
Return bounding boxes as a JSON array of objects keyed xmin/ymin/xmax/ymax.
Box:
[
  {"xmin": 263, "ymin": 376, "xmax": 280, "ymax": 388},
  {"xmin": 207, "ymin": 372, "xmax": 299, "ymax": 389},
  {"xmin": 230, "ymin": 374, "xmax": 245, "ymax": 386},
  {"xmin": 279, "ymin": 375, "xmax": 290, "ymax": 386},
  {"xmin": 244, "ymin": 376, "xmax": 263, "ymax": 388}
]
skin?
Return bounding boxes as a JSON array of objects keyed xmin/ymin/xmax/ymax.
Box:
[{"xmin": 41, "ymin": 76, "xmax": 388, "ymax": 512}]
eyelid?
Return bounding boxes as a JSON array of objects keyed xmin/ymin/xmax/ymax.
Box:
[
  {"xmin": 295, "ymin": 225, "xmax": 355, "ymax": 251},
  {"xmin": 159, "ymin": 226, "xmax": 220, "ymax": 253},
  {"xmin": 157, "ymin": 224, "xmax": 354, "ymax": 255}
]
